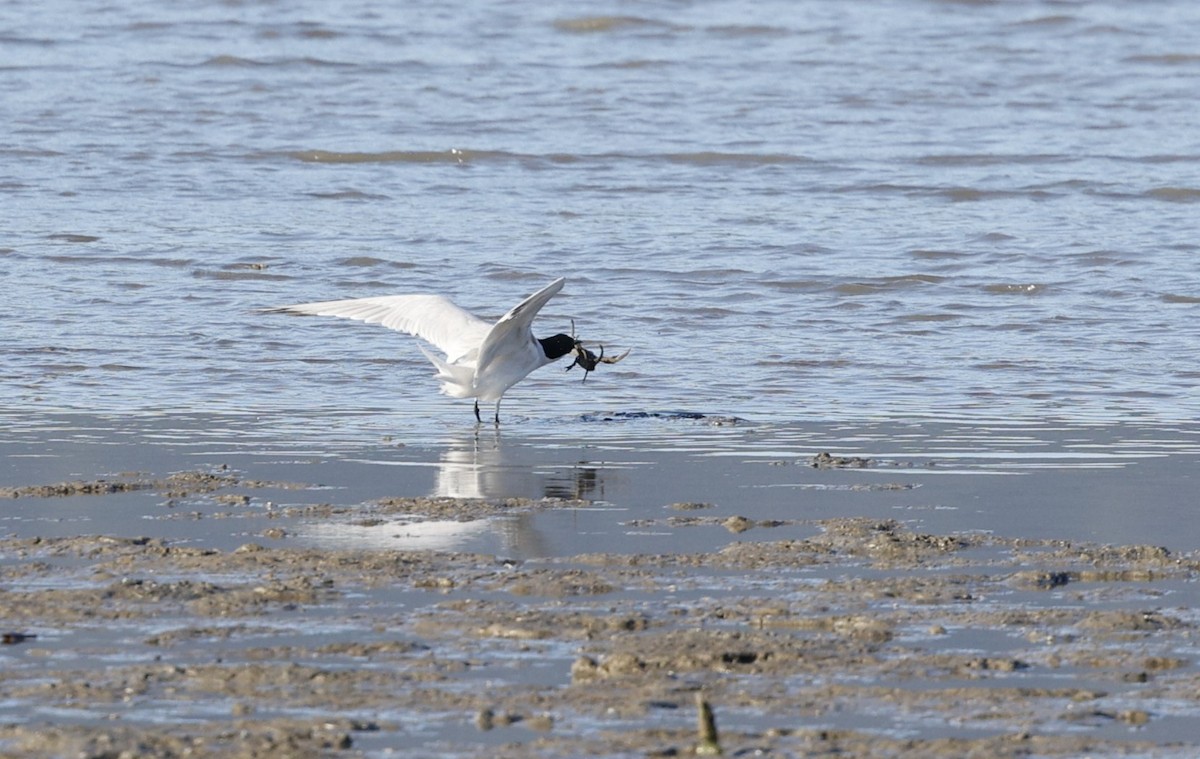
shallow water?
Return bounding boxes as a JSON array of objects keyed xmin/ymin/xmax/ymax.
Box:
[
  {"xmin": 3, "ymin": 411, "xmax": 1199, "ymax": 554},
  {"xmin": 3, "ymin": 0, "xmax": 1200, "ymax": 427},
  {"xmin": 4, "ymin": 413, "xmax": 1200, "ymax": 756}
]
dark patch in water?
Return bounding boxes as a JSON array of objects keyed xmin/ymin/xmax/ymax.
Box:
[{"xmin": 579, "ymin": 411, "xmax": 742, "ymax": 424}]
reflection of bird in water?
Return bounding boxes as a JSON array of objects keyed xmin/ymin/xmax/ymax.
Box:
[
  {"xmin": 434, "ymin": 432, "xmax": 608, "ymax": 557},
  {"xmin": 300, "ymin": 518, "xmax": 494, "ymax": 553},
  {"xmin": 434, "ymin": 433, "xmax": 513, "ymax": 500},
  {"xmin": 434, "ymin": 431, "xmax": 603, "ymax": 502},
  {"xmin": 302, "ymin": 434, "xmax": 609, "ymax": 557},
  {"xmin": 267, "ymin": 278, "xmax": 624, "ymax": 424},
  {"xmin": 544, "ymin": 464, "xmax": 602, "ymax": 501}
]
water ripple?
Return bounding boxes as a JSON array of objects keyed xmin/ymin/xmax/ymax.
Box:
[{"xmin": 3, "ymin": 0, "xmax": 1199, "ymax": 428}]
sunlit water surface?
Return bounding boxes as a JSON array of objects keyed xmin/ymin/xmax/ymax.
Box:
[
  {"xmin": 3, "ymin": 0, "xmax": 1200, "ymax": 430},
  {"xmin": 3, "ymin": 0, "xmax": 1200, "ymax": 567}
]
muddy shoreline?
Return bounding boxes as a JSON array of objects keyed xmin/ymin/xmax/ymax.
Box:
[
  {"xmin": 4, "ymin": 415, "xmax": 1200, "ymax": 757},
  {"xmin": 3, "ymin": 505, "xmax": 1199, "ymax": 757}
]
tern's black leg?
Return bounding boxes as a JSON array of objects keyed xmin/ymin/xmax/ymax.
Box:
[
  {"xmin": 474, "ymin": 400, "xmax": 481, "ymax": 423},
  {"xmin": 493, "ymin": 399, "xmax": 502, "ymax": 426}
]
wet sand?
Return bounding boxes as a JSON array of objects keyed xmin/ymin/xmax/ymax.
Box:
[{"xmin": 3, "ymin": 414, "xmax": 1200, "ymax": 757}]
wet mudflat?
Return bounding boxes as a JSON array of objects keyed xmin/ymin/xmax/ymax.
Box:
[
  {"xmin": 3, "ymin": 506, "xmax": 1200, "ymax": 757},
  {"xmin": 3, "ymin": 414, "xmax": 1200, "ymax": 757}
]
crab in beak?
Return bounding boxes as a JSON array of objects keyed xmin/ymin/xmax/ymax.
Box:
[{"xmin": 567, "ymin": 341, "xmax": 630, "ymax": 382}]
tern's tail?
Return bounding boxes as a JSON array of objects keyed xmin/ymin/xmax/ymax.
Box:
[{"xmin": 418, "ymin": 346, "xmax": 475, "ymax": 398}]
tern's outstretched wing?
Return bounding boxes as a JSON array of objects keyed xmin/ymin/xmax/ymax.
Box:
[
  {"xmin": 266, "ymin": 294, "xmax": 490, "ymax": 363},
  {"xmin": 475, "ymin": 278, "xmax": 566, "ymax": 374},
  {"xmin": 496, "ymin": 277, "xmax": 566, "ymax": 328}
]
